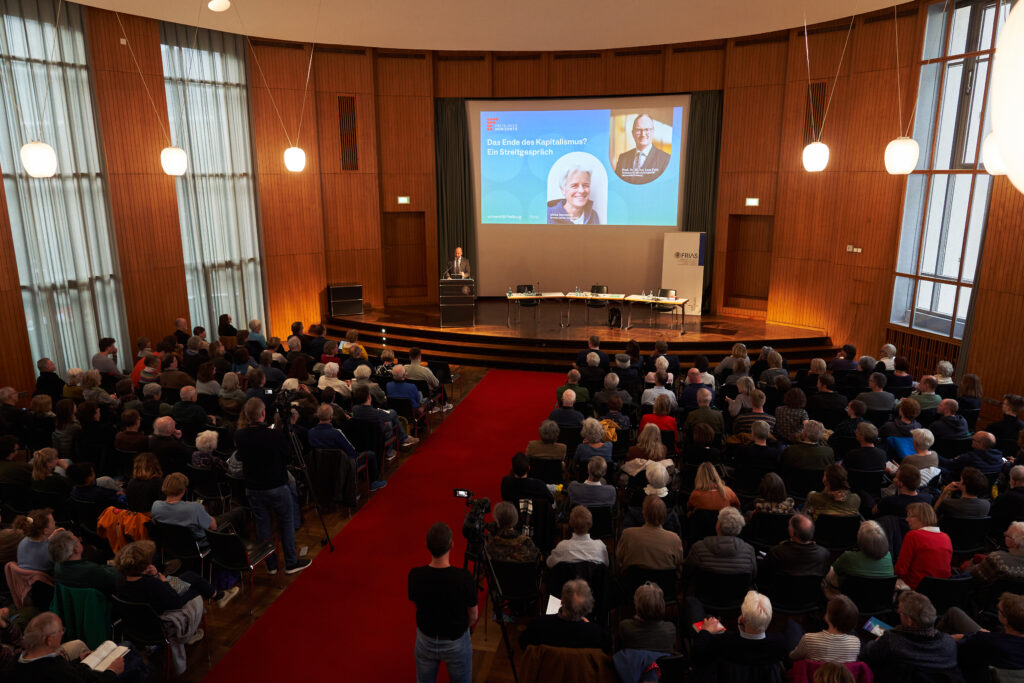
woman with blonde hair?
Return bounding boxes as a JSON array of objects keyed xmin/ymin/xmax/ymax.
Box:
[
  {"xmin": 30, "ymin": 448, "xmax": 71, "ymax": 496},
  {"xmin": 686, "ymin": 461, "xmax": 740, "ymax": 512},
  {"xmin": 219, "ymin": 372, "xmax": 246, "ymax": 403},
  {"xmin": 81, "ymin": 369, "xmax": 116, "ymax": 406},
  {"xmin": 716, "ymin": 342, "xmax": 748, "ymax": 381},
  {"xmin": 726, "ymin": 376, "xmax": 756, "ymax": 417},
  {"xmin": 627, "ymin": 423, "xmax": 667, "ymax": 463},
  {"xmin": 14, "ymin": 508, "xmax": 57, "ymax": 573}
]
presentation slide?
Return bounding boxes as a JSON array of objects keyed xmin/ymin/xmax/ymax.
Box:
[
  {"xmin": 467, "ymin": 95, "xmax": 691, "ymax": 297},
  {"xmin": 479, "ymin": 106, "xmax": 684, "ymax": 226}
]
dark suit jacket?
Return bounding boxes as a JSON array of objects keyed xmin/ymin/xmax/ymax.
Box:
[
  {"xmin": 446, "ymin": 257, "xmax": 470, "ymax": 278},
  {"xmin": 615, "ymin": 145, "xmax": 671, "ymax": 184}
]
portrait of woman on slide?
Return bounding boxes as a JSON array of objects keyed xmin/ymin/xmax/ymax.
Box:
[{"xmin": 546, "ymin": 164, "xmax": 601, "ymax": 225}]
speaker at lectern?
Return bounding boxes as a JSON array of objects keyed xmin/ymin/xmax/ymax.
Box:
[{"xmin": 439, "ymin": 278, "xmax": 475, "ymax": 327}]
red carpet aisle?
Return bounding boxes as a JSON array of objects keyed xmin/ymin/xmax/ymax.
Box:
[{"xmin": 205, "ymin": 369, "xmax": 559, "ymax": 682}]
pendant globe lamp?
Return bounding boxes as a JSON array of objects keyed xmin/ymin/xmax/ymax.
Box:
[
  {"xmin": 284, "ymin": 147, "xmax": 306, "ymax": 172},
  {"xmin": 160, "ymin": 146, "xmax": 188, "ymax": 176},
  {"xmin": 802, "ymin": 141, "xmax": 830, "ymax": 172},
  {"xmin": 982, "ymin": 132, "xmax": 1006, "ymax": 176},
  {"xmin": 885, "ymin": 137, "xmax": 920, "ymax": 174},
  {"xmin": 800, "ymin": 14, "xmax": 854, "ymax": 174},
  {"xmin": 990, "ymin": 0, "xmax": 1024, "ymax": 192},
  {"xmin": 208, "ymin": 0, "xmax": 230, "ymax": 11},
  {"xmin": 20, "ymin": 141, "xmax": 57, "ymax": 178}
]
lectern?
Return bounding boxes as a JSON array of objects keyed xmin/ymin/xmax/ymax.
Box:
[{"xmin": 440, "ymin": 278, "xmax": 475, "ymax": 327}]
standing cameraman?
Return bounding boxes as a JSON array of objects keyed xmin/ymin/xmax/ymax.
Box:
[
  {"xmin": 234, "ymin": 398, "xmax": 311, "ymax": 575},
  {"xmin": 408, "ymin": 522, "xmax": 478, "ymax": 683}
]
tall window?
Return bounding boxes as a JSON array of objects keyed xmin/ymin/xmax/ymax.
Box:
[
  {"xmin": 0, "ymin": 0, "xmax": 129, "ymax": 374},
  {"xmin": 160, "ymin": 23, "xmax": 265, "ymax": 338},
  {"xmin": 890, "ymin": 0, "xmax": 1013, "ymax": 339}
]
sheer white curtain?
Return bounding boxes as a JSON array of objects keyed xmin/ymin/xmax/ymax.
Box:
[
  {"xmin": 0, "ymin": 0, "xmax": 129, "ymax": 375},
  {"xmin": 159, "ymin": 22, "xmax": 265, "ymax": 337}
]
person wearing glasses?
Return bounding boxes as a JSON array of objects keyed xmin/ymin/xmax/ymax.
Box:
[
  {"xmin": 964, "ymin": 521, "xmax": 1024, "ymax": 586},
  {"xmin": 614, "ymin": 113, "xmax": 671, "ymax": 184}
]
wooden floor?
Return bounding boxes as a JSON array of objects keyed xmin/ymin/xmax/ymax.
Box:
[
  {"xmin": 178, "ymin": 366, "xmax": 490, "ymax": 682},
  {"xmin": 326, "ymin": 300, "xmax": 836, "ymax": 371}
]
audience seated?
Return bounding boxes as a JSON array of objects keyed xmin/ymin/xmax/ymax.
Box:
[
  {"xmin": 618, "ymin": 496, "xmax": 683, "ymax": 572},
  {"xmin": 547, "ymin": 505, "xmax": 609, "ymax": 567},
  {"xmin": 6, "ymin": 612, "xmax": 127, "ymax": 681},
  {"xmin": 807, "ymin": 375, "xmax": 847, "ymax": 423},
  {"xmin": 125, "ymin": 453, "xmax": 164, "ymax": 513},
  {"xmin": 579, "ymin": 352, "xmax": 606, "ymax": 392},
  {"xmin": 617, "ymin": 582, "xmax": 675, "ymax": 652},
  {"xmin": 991, "ymin": 465, "xmax": 1024, "ymax": 536},
  {"xmin": 485, "ymin": 501, "xmax": 540, "ymax": 564},
  {"xmin": 762, "ymin": 513, "xmax": 831, "ymax": 582},
  {"xmin": 840, "ymin": 422, "xmax": 887, "ymax": 472},
  {"xmin": 855, "ymin": 372, "xmax": 895, "ymax": 412},
  {"xmin": 519, "ymin": 579, "xmax": 607, "ymax": 650},
  {"xmin": 683, "ymin": 423, "xmax": 722, "ymax": 464},
  {"xmin": 726, "ymin": 376, "xmax": 755, "ymax": 417},
  {"xmin": 825, "ymin": 521, "xmax": 894, "ymax": 594},
  {"xmin": 525, "ymin": 420, "xmax": 566, "ymax": 460},
  {"xmin": 151, "ymin": 473, "xmax": 247, "ymax": 549},
  {"xmin": 789, "ymin": 595, "xmax": 861, "ymax": 663},
  {"xmin": 933, "ymin": 466, "xmax": 990, "ymax": 519},
  {"xmin": 775, "ymin": 388, "xmax": 809, "ymax": 443},
  {"xmin": 907, "ymin": 375, "xmax": 941, "ymax": 412},
  {"xmin": 804, "ymin": 464, "xmax": 860, "ymax": 518},
  {"xmin": 149, "ymin": 416, "xmax": 193, "ymax": 475},
  {"xmin": 679, "ymin": 367, "xmax": 713, "ymax": 411},
  {"xmin": 894, "ymin": 502, "xmax": 952, "ymax": 590},
  {"xmin": 930, "ymin": 399, "xmax": 969, "ymax": 439},
  {"xmin": 943, "ymin": 592, "xmax": 1024, "ymax": 678},
  {"xmin": 0, "ymin": 434, "xmax": 30, "ymax": 485},
  {"xmin": 829, "ymin": 400, "xmax": 866, "ymax": 444},
  {"xmin": 732, "ymin": 389, "xmax": 775, "ymax": 436},
  {"xmin": 750, "ymin": 472, "xmax": 796, "ymax": 515},
  {"xmin": 683, "ymin": 388, "xmax": 724, "ymax": 437},
  {"xmin": 49, "ymin": 529, "xmax": 119, "ymax": 594},
  {"xmin": 575, "ymin": 335, "xmax": 609, "ymax": 373},
  {"xmin": 965, "ymin": 521, "xmax": 1024, "ymax": 585},
  {"xmin": 352, "ymin": 384, "xmax": 418, "ymax": 450},
  {"xmin": 880, "ymin": 398, "xmax": 922, "ymax": 440},
  {"xmin": 501, "ymin": 452, "xmax": 554, "ymax": 504},
  {"xmin": 780, "ymin": 421, "xmax": 834, "ymax": 471},
  {"xmin": 548, "ymin": 389, "xmax": 585, "ymax": 428},
  {"xmin": 874, "ymin": 463, "xmax": 933, "ymax": 517},
  {"xmin": 557, "ymin": 370, "xmax": 590, "ymax": 405},
  {"xmin": 29, "ymin": 447, "xmax": 71, "ymax": 497},
  {"xmin": 988, "ymin": 394, "xmax": 1024, "ymax": 443},
  {"xmin": 592, "ymin": 373, "xmax": 631, "ymax": 415},
  {"xmin": 640, "ymin": 371, "xmax": 676, "ymax": 410},
  {"xmin": 308, "ymin": 403, "xmax": 385, "ymax": 491},
  {"xmin": 114, "ymin": 410, "xmax": 149, "ymax": 453},
  {"xmin": 639, "ymin": 394, "xmax": 676, "ymax": 433},
  {"xmin": 15, "ymin": 510, "xmax": 57, "ymax": 574},
  {"xmin": 574, "ymin": 418, "xmax": 612, "ymax": 464},
  {"xmin": 567, "ymin": 457, "xmax": 616, "ymax": 509},
  {"xmin": 68, "ymin": 462, "xmax": 125, "ymax": 509},
  {"xmin": 682, "ymin": 506, "xmax": 756, "ymax": 581},
  {"xmin": 687, "ymin": 591, "xmax": 789, "ymax": 675},
  {"xmin": 686, "ymin": 462, "xmax": 739, "ymax": 512},
  {"xmin": 860, "ymin": 591, "xmax": 961, "ymax": 682},
  {"xmin": 644, "ymin": 355, "xmax": 674, "ymax": 387},
  {"xmin": 942, "ymin": 431, "xmax": 1004, "ymax": 477},
  {"xmin": 828, "ymin": 345, "xmax": 859, "ymax": 373}
]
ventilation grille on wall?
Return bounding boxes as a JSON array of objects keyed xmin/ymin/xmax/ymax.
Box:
[
  {"xmin": 804, "ymin": 81, "xmax": 827, "ymax": 146},
  {"xmin": 338, "ymin": 96, "xmax": 358, "ymax": 171}
]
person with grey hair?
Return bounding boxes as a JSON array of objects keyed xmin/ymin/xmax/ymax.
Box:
[
  {"xmin": 680, "ymin": 367, "xmax": 714, "ymax": 411},
  {"xmin": 342, "ymin": 344, "xmax": 372, "ymax": 376},
  {"xmin": 578, "ymin": 352, "xmax": 607, "ymax": 392},
  {"xmin": 879, "ymin": 343, "xmax": 898, "ymax": 371},
  {"xmin": 170, "ymin": 385, "xmax": 210, "ymax": 432},
  {"xmin": 308, "ymin": 402, "xmax": 385, "ymax": 491},
  {"xmin": 861, "ymin": 591, "xmax": 959, "ymax": 679},
  {"xmin": 683, "ymin": 388, "xmax": 725, "ymax": 436},
  {"xmin": 50, "ymin": 529, "xmax": 120, "ymax": 594},
  {"xmin": 33, "ymin": 357, "xmax": 65, "ymax": 407},
  {"xmin": 617, "ymin": 582, "xmax": 676, "ymax": 652},
  {"xmin": 825, "ymin": 520, "xmax": 894, "ymax": 595},
  {"xmin": 485, "ymin": 501, "xmax": 539, "ymax": 564},
  {"xmin": 10, "ymin": 611, "xmax": 126, "ymax": 679},
  {"xmin": 683, "ymin": 506, "xmax": 756, "ymax": 585},
  {"xmin": 148, "ymin": 416, "xmax": 192, "ymax": 475},
  {"xmin": 525, "ymin": 420, "xmax": 566, "ymax": 460},
  {"xmin": 614, "ymin": 352, "xmax": 641, "ymax": 383},
  {"xmin": 592, "ymin": 372, "xmax": 632, "ymax": 415},
  {"xmin": 181, "ymin": 335, "xmax": 210, "ymax": 377},
  {"xmin": 317, "ymin": 361, "xmax": 350, "ymax": 398},
  {"xmin": 547, "ymin": 164, "xmax": 600, "ymax": 224},
  {"xmin": 556, "ymin": 369, "xmax": 590, "ymax": 405},
  {"xmin": 386, "ymin": 364, "xmax": 426, "ymax": 415},
  {"xmin": 352, "ymin": 363, "xmax": 386, "ymax": 405},
  {"xmin": 519, "ymin": 578, "xmax": 607, "ymax": 649},
  {"xmin": 687, "ymin": 590, "xmax": 789, "ymax": 674},
  {"xmin": 779, "ymin": 420, "xmax": 835, "ymax": 471},
  {"xmin": 247, "ymin": 319, "xmax": 267, "ymax": 349},
  {"xmin": 965, "ymin": 520, "xmax": 1024, "ymax": 585},
  {"xmin": 575, "ymin": 417, "xmax": 612, "ymax": 464},
  {"xmin": 567, "ymin": 456, "xmax": 616, "ymax": 509},
  {"xmin": 934, "ymin": 360, "xmax": 955, "ymax": 384},
  {"xmin": 548, "ymin": 389, "xmax": 585, "ymax": 427}
]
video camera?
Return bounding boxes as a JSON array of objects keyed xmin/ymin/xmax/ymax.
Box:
[{"xmin": 454, "ymin": 489, "xmax": 497, "ymax": 551}]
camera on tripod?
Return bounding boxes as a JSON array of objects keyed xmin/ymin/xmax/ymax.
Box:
[{"xmin": 454, "ymin": 488, "xmax": 497, "ymax": 553}]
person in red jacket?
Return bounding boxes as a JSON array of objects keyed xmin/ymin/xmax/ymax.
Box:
[{"xmin": 895, "ymin": 502, "xmax": 952, "ymax": 589}]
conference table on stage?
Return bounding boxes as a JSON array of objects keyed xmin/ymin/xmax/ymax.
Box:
[{"xmin": 505, "ymin": 290, "xmax": 688, "ymax": 330}]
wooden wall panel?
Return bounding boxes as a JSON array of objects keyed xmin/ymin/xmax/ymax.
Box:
[
  {"xmin": 249, "ymin": 42, "xmax": 326, "ymax": 334},
  {"xmin": 314, "ymin": 49, "xmax": 384, "ymax": 307},
  {"xmin": 434, "ymin": 54, "xmax": 492, "ymax": 97},
  {"xmin": 374, "ymin": 52, "xmax": 437, "ymax": 305},
  {"xmin": 605, "ymin": 49, "xmax": 665, "ymax": 95},
  {"xmin": 724, "ymin": 35, "xmax": 788, "ymax": 87},
  {"xmin": 664, "ymin": 45, "xmax": 725, "ymax": 92},
  {"xmin": 719, "ymin": 85, "xmax": 785, "ymax": 172},
  {"xmin": 492, "ymin": 54, "xmax": 548, "ymax": 97},
  {"xmin": 0, "ymin": 176, "xmax": 35, "ymax": 394},
  {"xmin": 967, "ymin": 178, "xmax": 1024, "ymax": 422},
  {"xmin": 85, "ymin": 8, "xmax": 189, "ymax": 348},
  {"xmin": 549, "ymin": 53, "xmax": 607, "ymax": 96}
]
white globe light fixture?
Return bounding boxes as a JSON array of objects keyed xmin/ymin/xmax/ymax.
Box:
[
  {"xmin": 19, "ymin": 141, "xmax": 57, "ymax": 178},
  {"xmin": 884, "ymin": 136, "xmax": 920, "ymax": 175},
  {"xmin": 284, "ymin": 146, "xmax": 306, "ymax": 172},
  {"xmin": 160, "ymin": 146, "xmax": 188, "ymax": 176},
  {"xmin": 991, "ymin": 1, "xmax": 1024, "ymax": 192},
  {"xmin": 208, "ymin": 0, "xmax": 230, "ymax": 11},
  {"xmin": 982, "ymin": 132, "xmax": 1006, "ymax": 176},
  {"xmin": 802, "ymin": 141, "xmax": 830, "ymax": 172}
]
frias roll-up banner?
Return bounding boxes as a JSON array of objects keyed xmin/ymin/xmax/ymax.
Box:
[{"xmin": 661, "ymin": 232, "xmax": 705, "ymax": 316}]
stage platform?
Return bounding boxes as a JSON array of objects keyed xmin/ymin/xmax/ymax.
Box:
[{"xmin": 325, "ymin": 298, "xmax": 837, "ymax": 371}]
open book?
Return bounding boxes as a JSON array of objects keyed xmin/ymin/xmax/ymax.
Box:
[{"xmin": 82, "ymin": 641, "xmax": 129, "ymax": 672}]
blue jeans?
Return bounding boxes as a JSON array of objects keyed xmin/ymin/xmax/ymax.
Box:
[
  {"xmin": 246, "ymin": 485, "xmax": 296, "ymax": 570},
  {"xmin": 414, "ymin": 628, "xmax": 472, "ymax": 683}
]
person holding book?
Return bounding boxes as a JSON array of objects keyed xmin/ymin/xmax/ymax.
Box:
[{"xmin": 6, "ymin": 611, "xmax": 130, "ymax": 682}]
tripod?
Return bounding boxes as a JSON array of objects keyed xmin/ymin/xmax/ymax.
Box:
[
  {"xmin": 276, "ymin": 400, "xmax": 335, "ymax": 552},
  {"xmin": 465, "ymin": 540, "xmax": 518, "ymax": 683}
]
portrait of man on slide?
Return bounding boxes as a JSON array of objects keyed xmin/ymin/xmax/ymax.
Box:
[
  {"xmin": 447, "ymin": 246, "xmax": 470, "ymax": 278},
  {"xmin": 614, "ymin": 113, "xmax": 671, "ymax": 184},
  {"xmin": 546, "ymin": 164, "xmax": 601, "ymax": 225}
]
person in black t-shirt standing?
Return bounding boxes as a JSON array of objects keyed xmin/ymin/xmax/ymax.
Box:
[{"xmin": 408, "ymin": 522, "xmax": 478, "ymax": 683}]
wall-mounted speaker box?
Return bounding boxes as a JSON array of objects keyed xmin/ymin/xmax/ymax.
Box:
[{"xmin": 328, "ymin": 282, "xmax": 364, "ymax": 316}]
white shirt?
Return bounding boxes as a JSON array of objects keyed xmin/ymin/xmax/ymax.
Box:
[{"xmin": 545, "ymin": 533, "xmax": 609, "ymax": 567}]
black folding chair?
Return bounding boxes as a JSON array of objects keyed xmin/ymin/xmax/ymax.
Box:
[
  {"xmin": 958, "ymin": 408, "xmax": 980, "ymax": 432},
  {"xmin": 846, "ymin": 469, "xmax": 886, "ymax": 500},
  {"xmin": 0, "ymin": 482, "xmax": 33, "ymax": 516},
  {"xmin": 186, "ymin": 465, "xmax": 232, "ymax": 515},
  {"xmin": 622, "ymin": 566, "xmax": 679, "ymax": 608},
  {"xmin": 546, "ymin": 561, "xmax": 611, "ymax": 624},
  {"xmin": 586, "ymin": 505, "xmax": 615, "ymax": 543},
  {"xmin": 489, "ymin": 559, "xmax": 543, "ymax": 617},
  {"xmin": 843, "ymin": 575, "xmax": 897, "ymax": 618},
  {"xmin": 940, "ymin": 516, "xmax": 994, "ymax": 555},
  {"xmin": 917, "ymin": 574, "xmax": 975, "ymax": 615},
  {"xmin": 865, "ymin": 409, "xmax": 892, "ymax": 428},
  {"xmin": 556, "ymin": 425, "xmax": 583, "ymax": 458},
  {"xmin": 388, "ymin": 396, "xmax": 429, "ymax": 438},
  {"xmin": 528, "ymin": 457, "xmax": 563, "ymax": 486},
  {"xmin": 768, "ymin": 574, "xmax": 827, "ymax": 615},
  {"xmin": 934, "ymin": 437, "xmax": 973, "ymax": 459},
  {"xmin": 111, "ymin": 595, "xmax": 173, "ymax": 680},
  {"xmin": 783, "ymin": 469, "xmax": 826, "ymax": 502},
  {"xmin": 147, "ymin": 520, "xmax": 210, "ymax": 575},
  {"xmin": 741, "ymin": 512, "xmax": 792, "ymax": 551},
  {"xmin": 585, "ymin": 285, "xmax": 609, "ymax": 325},
  {"xmin": 936, "ymin": 384, "xmax": 958, "ymax": 399},
  {"xmin": 694, "ymin": 570, "xmax": 751, "ymax": 613},
  {"xmin": 205, "ymin": 529, "xmax": 276, "ymax": 615}
]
